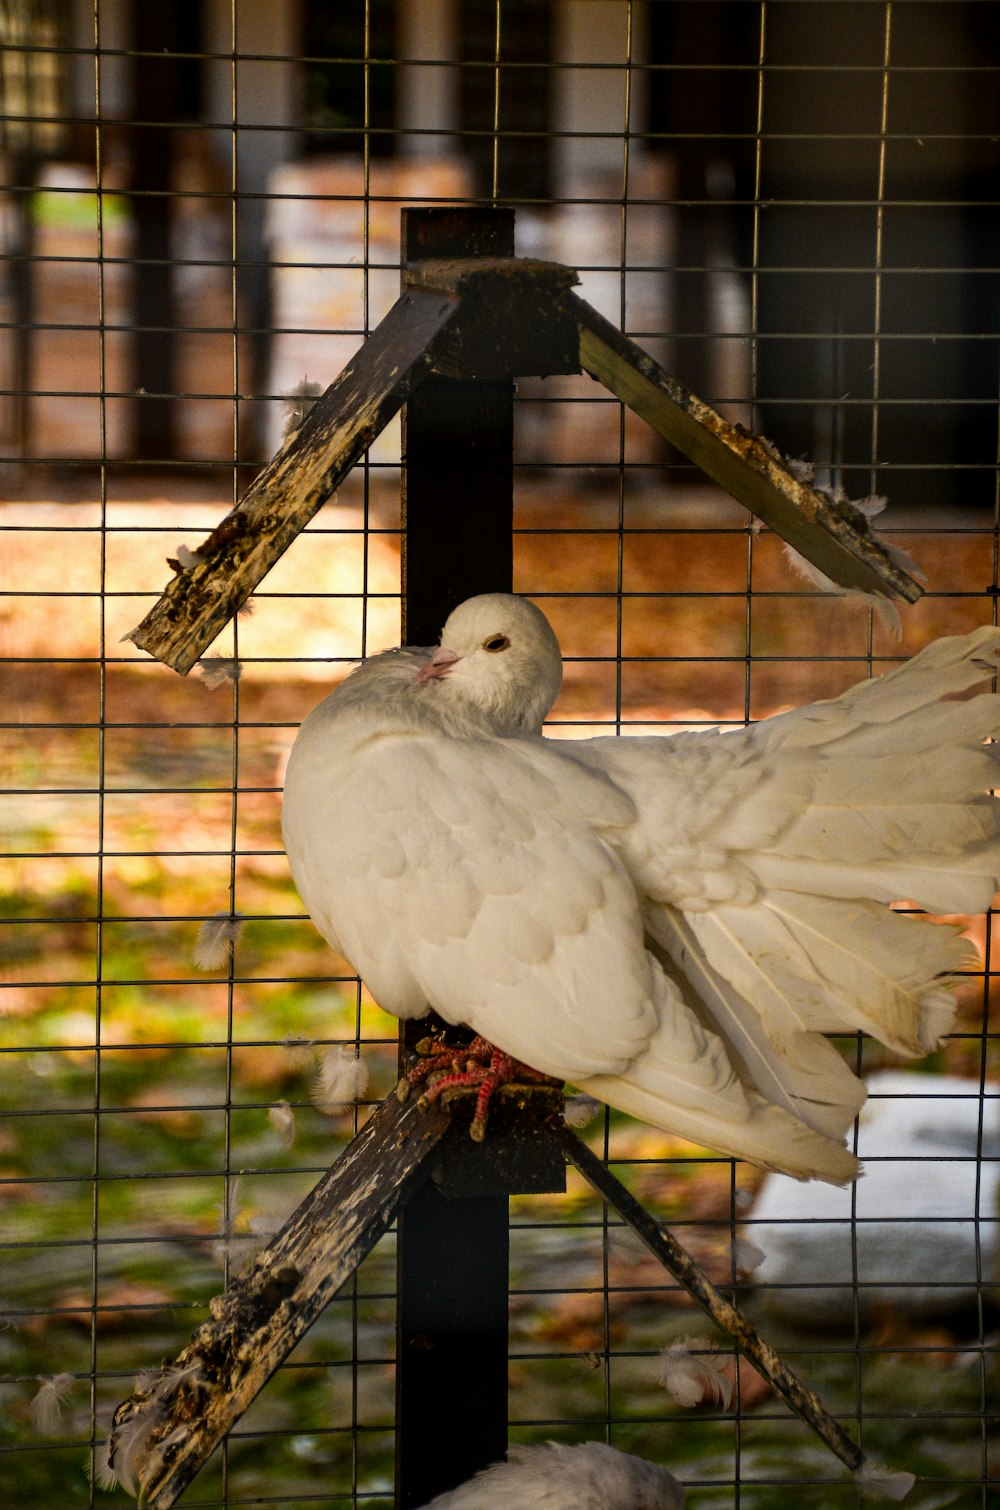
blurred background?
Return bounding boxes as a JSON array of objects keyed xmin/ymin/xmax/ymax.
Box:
[{"xmin": 1, "ymin": 3, "xmax": 998, "ymax": 1508}]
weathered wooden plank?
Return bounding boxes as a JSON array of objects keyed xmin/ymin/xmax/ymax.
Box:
[
  {"xmin": 572, "ymin": 292, "xmax": 923, "ymax": 606},
  {"xmin": 551, "ymin": 1118, "xmax": 865, "ymax": 1475},
  {"xmin": 107, "ymin": 1093, "xmax": 452, "ymax": 1509},
  {"xmin": 128, "ymin": 285, "xmax": 463, "ymax": 675}
]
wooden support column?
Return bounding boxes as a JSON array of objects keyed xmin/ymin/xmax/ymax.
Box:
[{"xmin": 395, "ymin": 204, "xmax": 516, "ymax": 1510}]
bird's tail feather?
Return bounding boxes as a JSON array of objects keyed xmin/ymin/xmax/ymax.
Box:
[
  {"xmin": 671, "ymin": 628, "xmax": 993, "ymax": 1089},
  {"xmin": 577, "ymin": 964, "xmax": 861, "ymax": 1184},
  {"xmin": 687, "ymin": 891, "xmax": 970, "ymax": 1054},
  {"xmin": 753, "ymin": 686, "xmax": 1000, "ymax": 915},
  {"xmin": 646, "ymin": 908, "xmax": 866, "ymax": 1141},
  {"xmin": 760, "ymin": 626, "xmax": 1000, "ymax": 752}
]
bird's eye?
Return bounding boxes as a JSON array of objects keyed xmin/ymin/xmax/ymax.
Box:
[{"xmin": 483, "ymin": 633, "xmax": 510, "ymax": 653}]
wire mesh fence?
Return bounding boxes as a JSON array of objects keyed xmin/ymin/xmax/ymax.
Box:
[{"xmin": 1, "ymin": 2, "xmax": 997, "ymax": 1507}]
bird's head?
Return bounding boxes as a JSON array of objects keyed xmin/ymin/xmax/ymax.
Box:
[{"xmin": 414, "ymin": 593, "xmax": 563, "ymax": 736}]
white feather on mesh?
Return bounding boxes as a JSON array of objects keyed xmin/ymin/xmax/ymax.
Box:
[
  {"xmin": 564, "ymin": 1093, "xmax": 602, "ymax": 1127},
  {"xmin": 782, "ymin": 490, "xmax": 925, "ymax": 636},
  {"xmin": 30, "ymin": 1373, "xmax": 74, "ymax": 1433},
  {"xmin": 268, "ymin": 1100, "xmax": 296, "ymax": 1147},
  {"xmin": 193, "ymin": 913, "xmax": 244, "ymax": 970},
  {"xmin": 147, "ymin": 1362, "xmax": 202, "ymax": 1397},
  {"xmin": 105, "ymin": 1403, "xmax": 162, "ymax": 1496},
  {"xmin": 90, "ymin": 1435, "xmax": 118, "ymax": 1491},
  {"xmin": 198, "ymin": 656, "xmax": 243, "ymax": 689},
  {"xmin": 106, "ymin": 1363, "xmax": 203, "ymax": 1496},
  {"xmin": 313, "ymin": 1046, "xmax": 369, "ymax": 1114},
  {"xmin": 732, "ymin": 1236, "xmax": 765, "ymax": 1273},
  {"xmin": 858, "ymin": 1461, "xmax": 916, "ymax": 1501},
  {"xmin": 281, "ymin": 378, "xmax": 323, "ymax": 440},
  {"xmin": 212, "ymin": 1177, "xmax": 252, "ymax": 1267},
  {"xmin": 658, "ymin": 1338, "xmax": 734, "ymax": 1410},
  {"xmin": 786, "ymin": 456, "xmax": 816, "ymax": 483}
]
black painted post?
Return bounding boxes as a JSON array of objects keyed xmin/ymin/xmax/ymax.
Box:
[
  {"xmin": 394, "ymin": 205, "xmax": 516, "ymax": 1509},
  {"xmin": 129, "ymin": 7, "xmax": 183, "ymax": 461}
]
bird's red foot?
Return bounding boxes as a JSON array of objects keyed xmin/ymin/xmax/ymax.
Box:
[{"xmin": 399, "ymin": 1034, "xmax": 559, "ymax": 1141}]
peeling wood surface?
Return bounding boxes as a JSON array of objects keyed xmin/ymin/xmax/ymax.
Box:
[
  {"xmin": 552, "ymin": 1119, "xmax": 866, "ymax": 1476},
  {"xmin": 129, "ymin": 286, "xmax": 462, "ymax": 674},
  {"xmin": 573, "ymin": 293, "xmax": 922, "ymax": 606},
  {"xmin": 108, "ymin": 1093, "xmax": 452, "ymax": 1509}
]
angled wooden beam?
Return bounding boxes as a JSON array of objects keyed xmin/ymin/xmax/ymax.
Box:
[
  {"xmin": 127, "ymin": 283, "xmax": 465, "ymax": 674},
  {"xmin": 572, "ymin": 293, "xmax": 922, "ymax": 606},
  {"xmin": 106, "ymin": 1093, "xmax": 452, "ymax": 1509},
  {"xmin": 550, "ymin": 1118, "xmax": 865, "ymax": 1477}
]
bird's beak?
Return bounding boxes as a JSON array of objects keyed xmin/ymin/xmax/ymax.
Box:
[{"xmin": 416, "ymin": 647, "xmax": 462, "ymax": 684}]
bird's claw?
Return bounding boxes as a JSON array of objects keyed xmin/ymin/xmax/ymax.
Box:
[{"xmin": 403, "ymin": 1034, "xmax": 555, "ymax": 1140}]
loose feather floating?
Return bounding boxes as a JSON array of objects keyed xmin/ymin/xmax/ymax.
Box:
[
  {"xmin": 102, "ymin": 1363, "xmax": 203, "ymax": 1495},
  {"xmin": 782, "ymin": 489, "xmax": 925, "ymax": 635},
  {"xmin": 172, "ymin": 544, "xmax": 203, "ymax": 572},
  {"xmin": 193, "ymin": 913, "xmax": 244, "ymax": 970},
  {"xmin": 659, "ymin": 1339, "xmax": 734, "ymax": 1410},
  {"xmin": 268, "ymin": 1099, "xmax": 297, "ymax": 1147},
  {"xmin": 858, "ymin": 1462, "xmax": 916, "ymax": 1502},
  {"xmin": 212, "ymin": 1177, "xmax": 251, "ymax": 1268},
  {"xmin": 90, "ymin": 1435, "xmax": 118, "ymax": 1491},
  {"xmin": 564, "ymin": 1092, "xmax": 602, "ymax": 1127},
  {"xmin": 313, "ymin": 1046, "xmax": 369, "ymax": 1113},
  {"xmin": 732, "ymin": 1236, "xmax": 765, "ymax": 1273},
  {"xmin": 282, "ymin": 595, "xmax": 1000, "ymax": 1185},
  {"xmin": 198, "ymin": 656, "xmax": 243, "ymax": 689},
  {"xmin": 281, "ymin": 377, "xmax": 323, "ymax": 440},
  {"xmin": 30, "ymin": 1373, "xmax": 74, "ymax": 1433}
]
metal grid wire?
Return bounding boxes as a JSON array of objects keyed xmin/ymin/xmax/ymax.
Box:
[{"xmin": 1, "ymin": 2, "xmax": 997, "ymax": 1506}]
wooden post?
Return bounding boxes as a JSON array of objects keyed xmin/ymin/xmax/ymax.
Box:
[{"xmin": 395, "ymin": 205, "xmax": 517, "ymax": 1510}]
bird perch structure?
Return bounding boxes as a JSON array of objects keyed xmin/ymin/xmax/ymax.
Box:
[
  {"xmin": 128, "ymin": 235, "xmax": 920, "ymax": 677},
  {"xmin": 116, "ymin": 206, "xmax": 913, "ymax": 1508},
  {"xmin": 108, "ymin": 1087, "xmax": 866, "ymax": 1509}
]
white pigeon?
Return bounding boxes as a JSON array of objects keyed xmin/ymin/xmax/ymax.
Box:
[
  {"xmin": 282, "ymin": 593, "xmax": 1000, "ymax": 1184},
  {"xmin": 413, "ymin": 1440, "xmax": 684, "ymax": 1509}
]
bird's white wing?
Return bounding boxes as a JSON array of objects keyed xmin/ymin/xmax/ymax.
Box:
[
  {"xmin": 285, "ymin": 706, "xmax": 866, "ymax": 1180},
  {"xmin": 284, "ymin": 722, "xmax": 658, "ymax": 1080},
  {"xmin": 564, "ymin": 627, "xmax": 1000, "ymax": 1145}
]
